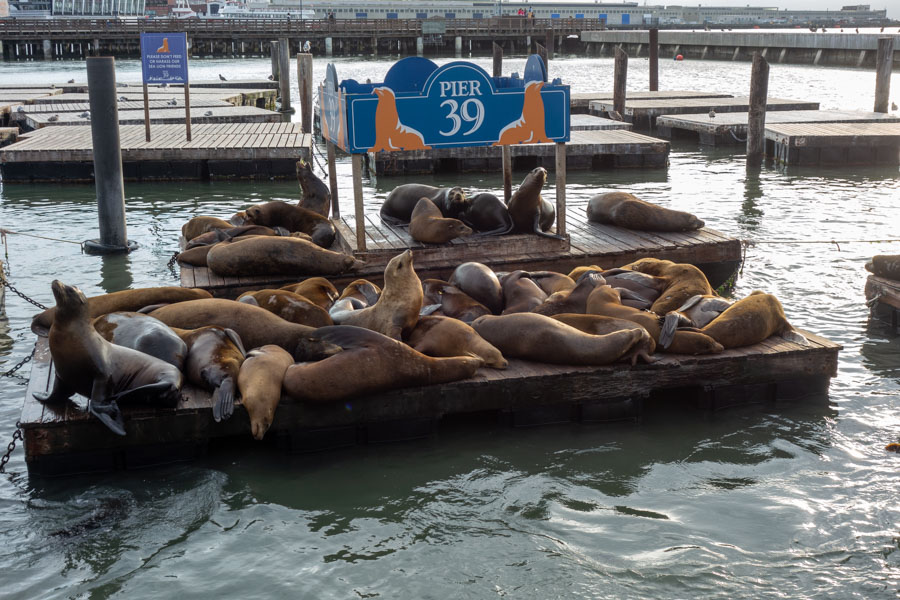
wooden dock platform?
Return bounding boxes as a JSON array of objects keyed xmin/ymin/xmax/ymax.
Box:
[
  {"xmin": 570, "ymin": 114, "xmax": 632, "ymax": 131},
  {"xmin": 368, "ymin": 129, "xmax": 669, "ymax": 176},
  {"xmin": 10, "ymin": 99, "xmax": 235, "ymax": 123},
  {"xmin": 765, "ymin": 122, "xmax": 900, "ymax": 166},
  {"xmin": 30, "ymin": 88, "xmax": 277, "ymax": 109},
  {"xmin": 20, "ymin": 106, "xmax": 282, "ymax": 130},
  {"xmin": 0, "ymin": 122, "xmax": 312, "ymax": 182},
  {"xmin": 865, "ymin": 275, "xmax": 900, "ymax": 333},
  {"xmin": 656, "ymin": 110, "xmax": 900, "ymax": 146},
  {"xmin": 570, "ymin": 91, "xmax": 733, "ymax": 114},
  {"xmin": 589, "ymin": 97, "xmax": 821, "ymax": 129},
  {"xmin": 20, "ymin": 329, "xmax": 840, "ymax": 476}
]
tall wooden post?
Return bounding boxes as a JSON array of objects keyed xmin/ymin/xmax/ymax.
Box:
[
  {"xmin": 555, "ymin": 143, "xmax": 566, "ymax": 237},
  {"xmin": 278, "ymin": 37, "xmax": 291, "ymax": 114},
  {"xmin": 327, "ymin": 140, "xmax": 340, "ymax": 219},
  {"xmin": 297, "ymin": 52, "xmax": 313, "ymax": 133},
  {"xmin": 613, "ymin": 46, "xmax": 628, "ymax": 118},
  {"xmin": 492, "ymin": 42, "xmax": 503, "ymax": 77},
  {"xmin": 746, "ymin": 52, "xmax": 769, "ymax": 161},
  {"xmin": 536, "ymin": 43, "xmax": 548, "ymax": 72},
  {"xmin": 142, "ymin": 82, "xmax": 151, "ymax": 141},
  {"xmin": 270, "ymin": 40, "xmax": 280, "ymax": 81},
  {"xmin": 874, "ymin": 37, "xmax": 894, "ymax": 113},
  {"xmin": 649, "ymin": 28, "xmax": 659, "ymax": 92},
  {"xmin": 352, "ymin": 154, "xmax": 366, "ymax": 252},
  {"xmin": 502, "ymin": 146, "xmax": 512, "ymax": 202},
  {"xmin": 544, "ymin": 29, "xmax": 554, "ymax": 61}
]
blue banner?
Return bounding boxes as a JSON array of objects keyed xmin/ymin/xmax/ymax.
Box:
[{"xmin": 140, "ymin": 32, "xmax": 189, "ymax": 84}]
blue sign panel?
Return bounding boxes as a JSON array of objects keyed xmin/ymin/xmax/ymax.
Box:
[
  {"xmin": 140, "ymin": 33, "xmax": 188, "ymax": 84},
  {"xmin": 320, "ymin": 56, "xmax": 570, "ymax": 154}
]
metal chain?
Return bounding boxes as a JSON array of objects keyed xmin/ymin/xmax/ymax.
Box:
[
  {"xmin": 0, "ymin": 421, "xmax": 23, "ymax": 474},
  {"xmin": 0, "ymin": 275, "xmax": 49, "ymax": 311},
  {"xmin": 2, "ymin": 347, "xmax": 35, "ymax": 381}
]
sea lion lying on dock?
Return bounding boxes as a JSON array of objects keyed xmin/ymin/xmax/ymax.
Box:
[
  {"xmin": 499, "ymin": 271, "xmax": 548, "ymax": 314},
  {"xmin": 699, "ymin": 291, "xmax": 808, "ymax": 349},
  {"xmin": 380, "ymin": 184, "xmax": 469, "ymax": 225},
  {"xmin": 242, "ymin": 200, "xmax": 336, "ymax": 248},
  {"xmin": 93, "ymin": 312, "xmax": 187, "ymax": 371},
  {"xmin": 175, "ymin": 325, "xmax": 245, "ymax": 422},
  {"xmin": 409, "ymin": 197, "xmax": 473, "ymax": 244},
  {"xmin": 621, "ymin": 258, "xmax": 715, "ymax": 316},
  {"xmin": 238, "ymin": 344, "xmax": 294, "ymax": 440},
  {"xmin": 449, "ymin": 262, "xmax": 504, "ymax": 315},
  {"xmin": 459, "ymin": 192, "xmax": 514, "ymax": 236},
  {"xmin": 587, "ymin": 192, "xmax": 705, "ymax": 232},
  {"xmin": 237, "ymin": 289, "xmax": 333, "ymax": 327},
  {"xmin": 532, "ymin": 272, "xmax": 606, "ymax": 316},
  {"xmin": 407, "ymin": 315, "xmax": 508, "ymax": 369},
  {"xmin": 551, "ymin": 313, "xmax": 656, "ymax": 365},
  {"xmin": 206, "ymin": 236, "xmax": 363, "ymax": 278},
  {"xmin": 280, "ymin": 277, "xmax": 340, "ymax": 310},
  {"xmin": 182, "ymin": 216, "xmax": 234, "ymax": 242}
]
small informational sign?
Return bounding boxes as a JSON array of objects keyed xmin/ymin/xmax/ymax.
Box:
[{"xmin": 140, "ymin": 32, "xmax": 189, "ymax": 84}]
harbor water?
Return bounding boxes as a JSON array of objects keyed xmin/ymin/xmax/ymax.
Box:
[{"xmin": 0, "ymin": 55, "xmax": 899, "ymax": 598}]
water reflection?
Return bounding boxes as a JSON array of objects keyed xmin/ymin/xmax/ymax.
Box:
[
  {"xmin": 860, "ymin": 320, "xmax": 900, "ymax": 381},
  {"xmin": 98, "ymin": 253, "xmax": 134, "ymax": 293},
  {"xmin": 740, "ymin": 162, "xmax": 764, "ymax": 232}
]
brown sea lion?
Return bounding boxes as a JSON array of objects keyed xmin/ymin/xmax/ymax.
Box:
[
  {"xmin": 422, "ymin": 279, "xmax": 450, "ymax": 306},
  {"xmin": 238, "ymin": 344, "xmax": 294, "ymax": 440},
  {"xmin": 32, "ymin": 286, "xmax": 213, "ymax": 335},
  {"xmin": 176, "ymin": 244, "xmax": 215, "ymax": 267},
  {"xmin": 407, "ymin": 315, "xmax": 508, "ymax": 369},
  {"xmin": 506, "ymin": 167, "xmax": 562, "ymax": 239},
  {"xmin": 409, "ymin": 197, "xmax": 473, "ymax": 244},
  {"xmin": 380, "ymin": 184, "xmax": 469, "ymax": 225},
  {"xmin": 599, "ymin": 268, "xmax": 666, "ymax": 303},
  {"xmin": 700, "ymin": 291, "xmax": 808, "ymax": 349},
  {"xmin": 339, "ymin": 279, "xmax": 382, "ymax": 307},
  {"xmin": 551, "ymin": 313, "xmax": 657, "ymax": 364},
  {"xmin": 587, "ymin": 192, "xmax": 705, "ymax": 232},
  {"xmin": 149, "ymin": 299, "xmax": 338, "ymax": 360},
  {"xmin": 337, "ymin": 250, "xmax": 422, "ymax": 340},
  {"xmin": 230, "ymin": 210, "xmax": 249, "ymax": 226},
  {"xmin": 93, "ymin": 312, "xmax": 187, "ymax": 370},
  {"xmin": 175, "ymin": 325, "xmax": 245, "ymax": 422},
  {"xmin": 621, "ymin": 258, "xmax": 715, "ymax": 315},
  {"xmin": 182, "ymin": 216, "xmax": 233, "ymax": 242},
  {"xmin": 659, "ymin": 294, "xmax": 731, "ymax": 349},
  {"xmin": 206, "ymin": 236, "xmax": 363, "ymax": 278},
  {"xmin": 500, "ymin": 271, "xmax": 548, "ymax": 314},
  {"xmin": 36, "ymin": 281, "xmax": 183, "ymax": 436},
  {"xmin": 421, "ymin": 280, "xmax": 491, "ymax": 322},
  {"xmin": 471, "ymin": 313, "xmax": 644, "ymax": 366},
  {"xmin": 567, "ymin": 265, "xmax": 605, "ymax": 281},
  {"xmin": 280, "ymin": 277, "xmax": 340, "ymax": 310},
  {"xmin": 237, "ymin": 289, "xmax": 333, "ymax": 327},
  {"xmin": 243, "ymin": 201, "xmax": 336, "ymax": 248},
  {"xmin": 866, "ymin": 255, "xmax": 900, "ymax": 281},
  {"xmin": 282, "ymin": 326, "xmax": 483, "ymax": 403},
  {"xmin": 185, "ymin": 225, "xmax": 284, "ymax": 249},
  {"xmin": 532, "ymin": 272, "xmax": 605, "ymax": 316},
  {"xmin": 449, "ymin": 262, "xmax": 504, "ymax": 315},
  {"xmin": 528, "ymin": 271, "xmax": 576, "ymax": 296},
  {"xmin": 459, "ymin": 192, "xmax": 514, "ymax": 236},
  {"xmin": 296, "ymin": 159, "xmax": 331, "ymax": 218}
]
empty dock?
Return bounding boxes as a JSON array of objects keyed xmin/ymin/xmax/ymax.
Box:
[
  {"xmin": 765, "ymin": 122, "xmax": 900, "ymax": 166},
  {"xmin": 570, "ymin": 90, "xmax": 733, "ymax": 114},
  {"xmin": 590, "ymin": 97, "xmax": 821, "ymax": 129},
  {"xmin": 570, "ymin": 114, "xmax": 632, "ymax": 131},
  {"xmin": 19, "ymin": 106, "xmax": 283, "ymax": 129}
]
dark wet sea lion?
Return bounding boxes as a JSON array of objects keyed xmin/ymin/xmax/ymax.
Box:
[
  {"xmin": 659, "ymin": 294, "xmax": 731, "ymax": 349},
  {"xmin": 238, "ymin": 344, "xmax": 294, "ymax": 440},
  {"xmin": 460, "ymin": 192, "xmax": 514, "ymax": 236},
  {"xmin": 449, "ymin": 262, "xmax": 503, "ymax": 315},
  {"xmin": 237, "ymin": 289, "xmax": 333, "ymax": 327},
  {"xmin": 280, "ymin": 277, "xmax": 340, "ymax": 310},
  {"xmin": 528, "ymin": 271, "xmax": 576, "ymax": 296},
  {"xmin": 243, "ymin": 200, "xmax": 336, "ymax": 248},
  {"xmin": 93, "ymin": 312, "xmax": 187, "ymax": 370},
  {"xmin": 37, "ymin": 281, "xmax": 183, "ymax": 436},
  {"xmin": 500, "ymin": 271, "xmax": 548, "ymax": 314},
  {"xmin": 700, "ymin": 291, "xmax": 808, "ymax": 349},
  {"xmin": 407, "ymin": 315, "xmax": 508, "ymax": 369},
  {"xmin": 296, "ymin": 158, "xmax": 331, "ymax": 218},
  {"xmin": 409, "ymin": 197, "xmax": 473, "ymax": 244},
  {"xmin": 206, "ymin": 236, "xmax": 363, "ymax": 278},
  {"xmin": 282, "ymin": 326, "xmax": 483, "ymax": 403},
  {"xmin": 339, "ymin": 279, "xmax": 382, "ymax": 307},
  {"xmin": 175, "ymin": 326, "xmax": 245, "ymax": 422},
  {"xmin": 506, "ymin": 167, "xmax": 562, "ymax": 239},
  {"xmin": 866, "ymin": 255, "xmax": 900, "ymax": 281},
  {"xmin": 539, "ymin": 197, "xmax": 556, "ymax": 232},
  {"xmin": 587, "ymin": 192, "xmax": 705, "ymax": 232},
  {"xmin": 551, "ymin": 313, "xmax": 656, "ymax": 365},
  {"xmin": 380, "ymin": 184, "xmax": 469, "ymax": 224},
  {"xmin": 599, "ymin": 268, "xmax": 667, "ymax": 302},
  {"xmin": 621, "ymin": 258, "xmax": 715, "ymax": 316},
  {"xmin": 532, "ymin": 272, "xmax": 605, "ymax": 316},
  {"xmin": 182, "ymin": 216, "xmax": 233, "ymax": 242},
  {"xmin": 185, "ymin": 225, "xmax": 283, "ymax": 249},
  {"xmin": 567, "ymin": 265, "xmax": 605, "ymax": 281}
]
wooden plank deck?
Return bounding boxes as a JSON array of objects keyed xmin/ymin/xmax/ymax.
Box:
[
  {"xmin": 765, "ymin": 122, "xmax": 900, "ymax": 166},
  {"xmin": 656, "ymin": 110, "xmax": 900, "ymax": 146},
  {"xmin": 571, "ymin": 114, "xmax": 632, "ymax": 131},
  {"xmin": 30, "ymin": 88, "xmax": 277, "ymax": 108},
  {"xmin": 369, "ymin": 129, "xmax": 669, "ymax": 176},
  {"xmin": 865, "ymin": 275, "xmax": 900, "ymax": 333},
  {"xmin": 589, "ymin": 97, "xmax": 821, "ymax": 129},
  {"xmin": 0, "ymin": 123, "xmax": 312, "ymax": 181},
  {"xmin": 22, "ymin": 106, "xmax": 283, "ymax": 129},
  {"xmin": 570, "ymin": 90, "xmax": 733, "ymax": 114},
  {"xmin": 20, "ymin": 329, "xmax": 840, "ymax": 475},
  {"xmin": 10, "ymin": 98, "xmax": 235, "ymax": 121}
]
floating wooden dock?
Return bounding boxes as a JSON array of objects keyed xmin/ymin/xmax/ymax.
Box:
[
  {"xmin": 20, "ymin": 329, "xmax": 840, "ymax": 476},
  {"xmin": 765, "ymin": 122, "xmax": 900, "ymax": 166},
  {"xmin": 865, "ymin": 275, "xmax": 900, "ymax": 333},
  {"xmin": 570, "ymin": 114, "xmax": 632, "ymax": 131},
  {"xmin": 590, "ymin": 97, "xmax": 821, "ymax": 129},
  {"xmin": 10, "ymin": 98, "xmax": 235, "ymax": 123},
  {"xmin": 30, "ymin": 88, "xmax": 277, "ymax": 109},
  {"xmin": 570, "ymin": 90, "xmax": 733, "ymax": 114},
  {"xmin": 656, "ymin": 110, "xmax": 900, "ymax": 146},
  {"xmin": 19, "ymin": 106, "xmax": 282, "ymax": 130},
  {"xmin": 368, "ymin": 129, "xmax": 669, "ymax": 176},
  {"xmin": 0, "ymin": 122, "xmax": 312, "ymax": 182}
]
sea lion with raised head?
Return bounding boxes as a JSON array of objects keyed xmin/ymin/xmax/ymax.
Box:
[
  {"xmin": 206, "ymin": 236, "xmax": 363, "ymax": 278},
  {"xmin": 587, "ymin": 192, "xmax": 705, "ymax": 232},
  {"xmin": 380, "ymin": 184, "xmax": 469, "ymax": 225},
  {"xmin": 699, "ymin": 291, "xmax": 808, "ymax": 349},
  {"xmin": 449, "ymin": 262, "xmax": 503, "ymax": 315},
  {"xmin": 237, "ymin": 289, "xmax": 333, "ymax": 327},
  {"xmin": 93, "ymin": 312, "xmax": 187, "ymax": 370},
  {"xmin": 407, "ymin": 315, "xmax": 508, "ymax": 369},
  {"xmin": 296, "ymin": 159, "xmax": 331, "ymax": 218},
  {"xmin": 36, "ymin": 281, "xmax": 183, "ymax": 436},
  {"xmin": 238, "ymin": 344, "xmax": 294, "ymax": 440},
  {"xmin": 506, "ymin": 167, "xmax": 562, "ymax": 239},
  {"xmin": 175, "ymin": 325, "xmax": 245, "ymax": 422},
  {"xmin": 409, "ymin": 197, "xmax": 473, "ymax": 244}
]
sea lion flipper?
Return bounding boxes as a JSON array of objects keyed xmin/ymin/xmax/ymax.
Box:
[
  {"xmin": 212, "ymin": 377, "xmax": 235, "ymax": 423},
  {"xmin": 420, "ymin": 303, "xmax": 442, "ymax": 316},
  {"xmin": 782, "ymin": 329, "xmax": 809, "ymax": 346},
  {"xmin": 312, "ymin": 325, "xmax": 392, "ymax": 349},
  {"xmin": 89, "ymin": 378, "xmax": 126, "ymax": 436},
  {"xmin": 223, "ymin": 328, "xmax": 247, "ymax": 357},
  {"xmin": 34, "ymin": 375, "xmax": 74, "ymax": 404},
  {"xmin": 659, "ymin": 313, "xmax": 682, "ymax": 349}
]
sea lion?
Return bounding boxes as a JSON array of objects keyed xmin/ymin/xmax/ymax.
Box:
[
  {"xmin": 238, "ymin": 344, "xmax": 294, "ymax": 440},
  {"xmin": 540, "ymin": 197, "xmax": 556, "ymax": 232},
  {"xmin": 567, "ymin": 265, "xmax": 605, "ymax": 281},
  {"xmin": 659, "ymin": 294, "xmax": 731, "ymax": 349},
  {"xmin": 621, "ymin": 258, "xmax": 715, "ymax": 315},
  {"xmin": 176, "ymin": 244, "xmax": 215, "ymax": 267},
  {"xmin": 407, "ymin": 315, "xmax": 508, "ymax": 369},
  {"xmin": 182, "ymin": 216, "xmax": 233, "ymax": 242},
  {"xmin": 243, "ymin": 201, "xmax": 336, "ymax": 248},
  {"xmin": 700, "ymin": 291, "xmax": 808, "ymax": 349},
  {"xmin": 185, "ymin": 225, "xmax": 284, "ymax": 249},
  {"xmin": 230, "ymin": 210, "xmax": 249, "ymax": 226},
  {"xmin": 423, "ymin": 279, "xmax": 450, "ymax": 306},
  {"xmin": 175, "ymin": 326, "xmax": 245, "ymax": 422},
  {"xmin": 93, "ymin": 312, "xmax": 187, "ymax": 370},
  {"xmin": 586, "ymin": 285, "xmax": 723, "ymax": 355},
  {"xmin": 866, "ymin": 255, "xmax": 900, "ymax": 281},
  {"xmin": 599, "ymin": 268, "xmax": 666, "ymax": 302},
  {"xmin": 237, "ymin": 289, "xmax": 333, "ymax": 327},
  {"xmin": 296, "ymin": 159, "xmax": 331, "ymax": 218},
  {"xmin": 32, "ymin": 286, "xmax": 212, "ymax": 335},
  {"xmin": 532, "ymin": 272, "xmax": 605, "ymax": 316},
  {"xmin": 339, "ymin": 279, "xmax": 381, "ymax": 306},
  {"xmin": 409, "ymin": 197, "xmax": 473, "ymax": 244},
  {"xmin": 500, "ymin": 271, "xmax": 548, "ymax": 314},
  {"xmin": 206, "ymin": 236, "xmax": 363, "ymax": 278},
  {"xmin": 380, "ymin": 184, "xmax": 469, "ymax": 225},
  {"xmin": 338, "ymin": 249, "xmax": 423, "ymax": 340},
  {"xmin": 280, "ymin": 277, "xmax": 340, "ymax": 310},
  {"xmin": 551, "ymin": 313, "xmax": 656, "ymax": 365},
  {"xmin": 528, "ymin": 271, "xmax": 576, "ymax": 296},
  {"xmin": 506, "ymin": 167, "xmax": 561, "ymax": 239},
  {"xmin": 472, "ymin": 313, "xmax": 644, "ymax": 366},
  {"xmin": 36, "ymin": 281, "xmax": 183, "ymax": 436},
  {"xmin": 587, "ymin": 192, "xmax": 705, "ymax": 232},
  {"xmin": 459, "ymin": 192, "xmax": 514, "ymax": 236},
  {"xmin": 449, "ymin": 262, "xmax": 504, "ymax": 315},
  {"xmin": 440, "ymin": 285, "xmax": 492, "ymax": 323},
  {"xmin": 149, "ymin": 299, "xmax": 338, "ymax": 360},
  {"xmin": 282, "ymin": 326, "xmax": 483, "ymax": 403}
]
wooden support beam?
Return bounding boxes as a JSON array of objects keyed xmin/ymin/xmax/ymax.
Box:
[
  {"xmin": 874, "ymin": 37, "xmax": 894, "ymax": 113},
  {"xmin": 327, "ymin": 139, "xmax": 339, "ymax": 219},
  {"xmin": 746, "ymin": 52, "xmax": 769, "ymax": 161},
  {"xmin": 502, "ymin": 145, "xmax": 512, "ymax": 202},
  {"xmin": 555, "ymin": 142, "xmax": 566, "ymax": 237},
  {"xmin": 352, "ymin": 153, "xmax": 366, "ymax": 252},
  {"xmin": 613, "ymin": 47, "xmax": 628, "ymax": 118}
]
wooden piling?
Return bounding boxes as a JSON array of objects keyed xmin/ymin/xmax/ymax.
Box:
[
  {"xmin": 297, "ymin": 52, "xmax": 313, "ymax": 133},
  {"xmin": 352, "ymin": 154, "xmax": 366, "ymax": 252},
  {"xmin": 502, "ymin": 145, "xmax": 512, "ymax": 202},
  {"xmin": 544, "ymin": 29, "xmax": 554, "ymax": 61},
  {"xmin": 270, "ymin": 40, "xmax": 279, "ymax": 81},
  {"xmin": 747, "ymin": 52, "xmax": 769, "ymax": 161},
  {"xmin": 327, "ymin": 140, "xmax": 340, "ymax": 219},
  {"xmin": 278, "ymin": 38, "xmax": 291, "ymax": 114},
  {"xmin": 649, "ymin": 29, "xmax": 659, "ymax": 92},
  {"xmin": 536, "ymin": 43, "xmax": 548, "ymax": 72},
  {"xmin": 874, "ymin": 37, "xmax": 894, "ymax": 113},
  {"xmin": 613, "ymin": 47, "xmax": 628, "ymax": 118},
  {"xmin": 555, "ymin": 142, "xmax": 566, "ymax": 237},
  {"xmin": 492, "ymin": 42, "xmax": 503, "ymax": 78}
]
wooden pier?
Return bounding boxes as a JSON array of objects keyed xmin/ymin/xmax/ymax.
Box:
[
  {"xmin": 21, "ymin": 329, "xmax": 839, "ymax": 476},
  {"xmin": 589, "ymin": 97, "xmax": 821, "ymax": 129},
  {"xmin": 0, "ymin": 122, "xmax": 312, "ymax": 182},
  {"xmin": 19, "ymin": 106, "xmax": 282, "ymax": 130},
  {"xmin": 570, "ymin": 90, "xmax": 733, "ymax": 114},
  {"xmin": 9, "ymin": 99, "xmax": 235, "ymax": 123},
  {"xmin": 765, "ymin": 122, "xmax": 900, "ymax": 166},
  {"xmin": 865, "ymin": 275, "xmax": 900, "ymax": 333},
  {"xmin": 656, "ymin": 110, "xmax": 900, "ymax": 146},
  {"xmin": 30, "ymin": 88, "xmax": 277, "ymax": 109},
  {"xmin": 368, "ymin": 129, "xmax": 669, "ymax": 176},
  {"xmin": 570, "ymin": 114, "xmax": 632, "ymax": 131}
]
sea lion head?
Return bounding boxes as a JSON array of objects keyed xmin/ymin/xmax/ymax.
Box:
[
  {"xmin": 530, "ymin": 167, "xmax": 548, "ymax": 187},
  {"xmin": 310, "ymin": 221, "xmax": 337, "ymax": 248},
  {"xmin": 442, "ymin": 219, "xmax": 473, "ymax": 241},
  {"xmin": 244, "ymin": 205, "xmax": 263, "ymax": 224},
  {"xmin": 50, "ymin": 280, "xmax": 88, "ymax": 321},
  {"xmin": 444, "ymin": 187, "xmax": 470, "ymax": 218},
  {"xmin": 230, "ymin": 210, "xmax": 249, "ymax": 226},
  {"xmin": 386, "ymin": 249, "xmax": 415, "ymax": 283}
]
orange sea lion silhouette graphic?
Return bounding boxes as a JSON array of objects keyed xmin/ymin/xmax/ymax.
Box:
[
  {"xmin": 368, "ymin": 87, "xmax": 430, "ymax": 153},
  {"xmin": 494, "ymin": 81, "xmax": 552, "ymax": 146},
  {"xmin": 156, "ymin": 38, "xmax": 170, "ymax": 53}
]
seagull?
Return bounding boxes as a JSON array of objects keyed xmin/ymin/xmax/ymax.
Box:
[
  {"xmin": 48, "ymin": 114, "xmax": 59, "ymax": 122},
  {"xmin": 267, "ymin": 74, "xmax": 275, "ymax": 81},
  {"xmin": 168, "ymin": 98, "xmax": 178, "ymax": 106},
  {"xmin": 303, "ymin": 40, "xmax": 311, "ymax": 52},
  {"xmin": 79, "ymin": 111, "xmax": 90, "ymax": 118},
  {"xmin": 116, "ymin": 82, "xmax": 128, "ymax": 88},
  {"xmin": 160, "ymin": 82, "xmax": 168, "ymax": 88},
  {"xmin": 16, "ymin": 106, "xmax": 25, "ymax": 113},
  {"xmin": 709, "ymin": 109, "xmax": 716, "ymax": 118},
  {"xmin": 608, "ymin": 110, "xmax": 623, "ymax": 121},
  {"xmin": 204, "ymin": 110, "xmax": 213, "ymax": 116},
  {"xmin": 118, "ymin": 95, "xmax": 128, "ymax": 101},
  {"xmin": 892, "ymin": 102, "xmax": 898, "ymax": 111},
  {"xmin": 67, "ymin": 78, "xmax": 75, "ymax": 84},
  {"xmin": 219, "ymin": 74, "xmax": 227, "ymax": 81},
  {"xmin": 50, "ymin": 84, "xmax": 55, "ymax": 88}
]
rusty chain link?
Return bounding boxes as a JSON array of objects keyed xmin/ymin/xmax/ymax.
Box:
[{"xmin": 0, "ymin": 422, "xmax": 23, "ymax": 473}]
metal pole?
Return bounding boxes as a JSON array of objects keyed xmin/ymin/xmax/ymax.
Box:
[
  {"xmin": 874, "ymin": 37, "xmax": 894, "ymax": 113},
  {"xmin": 555, "ymin": 142, "xmax": 566, "ymax": 237},
  {"xmin": 278, "ymin": 37, "xmax": 292, "ymax": 114},
  {"xmin": 352, "ymin": 154, "xmax": 366, "ymax": 252},
  {"xmin": 492, "ymin": 42, "xmax": 503, "ymax": 77},
  {"xmin": 502, "ymin": 145, "xmax": 512, "ymax": 202},
  {"xmin": 297, "ymin": 52, "xmax": 313, "ymax": 133},
  {"xmin": 327, "ymin": 140, "xmax": 340, "ymax": 219},
  {"xmin": 746, "ymin": 52, "xmax": 769, "ymax": 162},
  {"xmin": 613, "ymin": 46, "xmax": 628, "ymax": 118},
  {"xmin": 649, "ymin": 28, "xmax": 659, "ymax": 92},
  {"xmin": 84, "ymin": 56, "xmax": 134, "ymax": 254}
]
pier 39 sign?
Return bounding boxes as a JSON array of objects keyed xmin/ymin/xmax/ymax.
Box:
[
  {"xmin": 320, "ymin": 55, "xmax": 570, "ymax": 154},
  {"xmin": 140, "ymin": 32, "xmax": 188, "ymax": 84}
]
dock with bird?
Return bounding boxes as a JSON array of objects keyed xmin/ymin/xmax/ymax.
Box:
[
  {"xmin": 589, "ymin": 97, "xmax": 821, "ymax": 129},
  {"xmin": 765, "ymin": 121, "xmax": 900, "ymax": 166}
]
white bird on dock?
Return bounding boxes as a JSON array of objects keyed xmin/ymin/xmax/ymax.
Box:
[
  {"xmin": 16, "ymin": 106, "xmax": 25, "ymax": 113},
  {"xmin": 608, "ymin": 110, "xmax": 623, "ymax": 121},
  {"xmin": 219, "ymin": 74, "xmax": 227, "ymax": 81},
  {"xmin": 118, "ymin": 96, "xmax": 128, "ymax": 102},
  {"xmin": 48, "ymin": 114, "xmax": 59, "ymax": 122},
  {"xmin": 204, "ymin": 110, "xmax": 213, "ymax": 116},
  {"xmin": 709, "ymin": 109, "xmax": 716, "ymax": 119},
  {"xmin": 79, "ymin": 111, "xmax": 90, "ymax": 118},
  {"xmin": 67, "ymin": 78, "xmax": 75, "ymax": 84},
  {"xmin": 168, "ymin": 98, "xmax": 178, "ymax": 106},
  {"xmin": 892, "ymin": 102, "xmax": 898, "ymax": 112}
]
